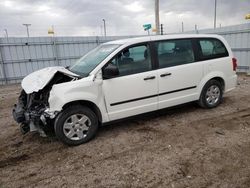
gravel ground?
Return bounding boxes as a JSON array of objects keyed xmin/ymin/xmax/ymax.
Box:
[{"xmin": 0, "ymin": 74, "xmax": 250, "ymax": 188}]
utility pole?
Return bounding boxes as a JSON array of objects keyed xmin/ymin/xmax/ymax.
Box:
[
  {"xmin": 3, "ymin": 29, "xmax": 8, "ymax": 39},
  {"xmin": 23, "ymin": 24, "xmax": 31, "ymax": 37},
  {"xmin": 195, "ymin": 24, "xmax": 198, "ymax": 34},
  {"xmin": 214, "ymin": 0, "xmax": 217, "ymax": 29},
  {"xmin": 155, "ymin": 0, "xmax": 160, "ymax": 35},
  {"xmin": 181, "ymin": 22, "xmax": 184, "ymax": 32},
  {"xmin": 102, "ymin": 19, "xmax": 106, "ymax": 38}
]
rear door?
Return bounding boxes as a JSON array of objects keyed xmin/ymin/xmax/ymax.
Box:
[
  {"xmin": 102, "ymin": 43, "xmax": 158, "ymax": 121},
  {"xmin": 155, "ymin": 39, "xmax": 203, "ymax": 109}
]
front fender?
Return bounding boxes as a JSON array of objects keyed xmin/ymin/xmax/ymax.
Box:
[{"xmin": 47, "ymin": 77, "xmax": 109, "ymax": 122}]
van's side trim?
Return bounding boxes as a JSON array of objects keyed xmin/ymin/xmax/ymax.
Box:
[
  {"xmin": 158, "ymin": 86, "xmax": 197, "ymax": 96},
  {"xmin": 110, "ymin": 94, "xmax": 158, "ymax": 106},
  {"xmin": 110, "ymin": 86, "xmax": 197, "ymax": 106}
]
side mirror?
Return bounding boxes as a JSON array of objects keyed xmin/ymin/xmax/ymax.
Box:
[{"xmin": 103, "ymin": 63, "xmax": 119, "ymax": 79}]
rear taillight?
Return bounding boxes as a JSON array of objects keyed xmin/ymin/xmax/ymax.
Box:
[{"xmin": 232, "ymin": 58, "xmax": 237, "ymax": 71}]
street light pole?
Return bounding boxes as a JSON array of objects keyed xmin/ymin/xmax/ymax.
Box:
[
  {"xmin": 3, "ymin": 29, "xmax": 8, "ymax": 39},
  {"xmin": 102, "ymin": 19, "xmax": 106, "ymax": 38},
  {"xmin": 23, "ymin": 24, "xmax": 31, "ymax": 37},
  {"xmin": 214, "ymin": 0, "xmax": 217, "ymax": 29}
]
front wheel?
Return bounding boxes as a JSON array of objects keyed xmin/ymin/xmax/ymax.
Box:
[
  {"xmin": 54, "ymin": 105, "xmax": 98, "ymax": 146},
  {"xmin": 198, "ymin": 79, "xmax": 223, "ymax": 108}
]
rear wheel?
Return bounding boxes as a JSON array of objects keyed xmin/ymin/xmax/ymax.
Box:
[
  {"xmin": 54, "ymin": 105, "xmax": 98, "ymax": 146},
  {"xmin": 198, "ymin": 79, "xmax": 223, "ymax": 108}
]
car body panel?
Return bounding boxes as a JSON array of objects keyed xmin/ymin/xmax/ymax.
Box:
[
  {"xmin": 157, "ymin": 62, "xmax": 203, "ymax": 109},
  {"xmin": 102, "ymin": 70, "xmax": 158, "ymax": 121},
  {"xmin": 47, "ymin": 74, "xmax": 109, "ymax": 122}
]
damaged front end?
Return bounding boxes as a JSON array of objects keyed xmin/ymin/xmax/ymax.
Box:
[
  {"xmin": 12, "ymin": 67, "xmax": 80, "ymax": 136},
  {"xmin": 13, "ymin": 89, "xmax": 51, "ymax": 136}
]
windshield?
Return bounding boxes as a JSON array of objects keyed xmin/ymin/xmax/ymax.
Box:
[{"xmin": 70, "ymin": 44, "xmax": 120, "ymax": 76}]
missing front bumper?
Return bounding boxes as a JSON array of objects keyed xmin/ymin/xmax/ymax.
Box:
[{"xmin": 12, "ymin": 104, "xmax": 49, "ymax": 137}]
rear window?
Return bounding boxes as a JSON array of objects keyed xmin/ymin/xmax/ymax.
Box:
[
  {"xmin": 156, "ymin": 39, "xmax": 195, "ymax": 68},
  {"xmin": 199, "ymin": 38, "xmax": 229, "ymax": 60}
]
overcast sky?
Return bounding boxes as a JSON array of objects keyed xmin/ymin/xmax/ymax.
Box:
[{"xmin": 0, "ymin": 0, "xmax": 250, "ymax": 37}]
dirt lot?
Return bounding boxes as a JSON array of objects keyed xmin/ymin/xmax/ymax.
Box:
[{"xmin": 0, "ymin": 74, "xmax": 250, "ymax": 188}]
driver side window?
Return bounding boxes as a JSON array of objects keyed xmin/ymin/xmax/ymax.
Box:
[{"xmin": 110, "ymin": 44, "xmax": 152, "ymax": 77}]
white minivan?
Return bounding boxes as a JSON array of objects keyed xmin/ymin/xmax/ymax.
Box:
[{"xmin": 13, "ymin": 34, "xmax": 237, "ymax": 145}]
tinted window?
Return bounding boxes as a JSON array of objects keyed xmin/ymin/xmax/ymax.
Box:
[
  {"xmin": 156, "ymin": 39, "xmax": 195, "ymax": 68},
  {"xmin": 199, "ymin": 38, "xmax": 228, "ymax": 59},
  {"xmin": 108, "ymin": 44, "xmax": 152, "ymax": 77}
]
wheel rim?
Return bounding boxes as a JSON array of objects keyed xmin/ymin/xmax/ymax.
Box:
[
  {"xmin": 63, "ymin": 114, "xmax": 91, "ymax": 140},
  {"xmin": 205, "ymin": 85, "xmax": 221, "ymax": 105}
]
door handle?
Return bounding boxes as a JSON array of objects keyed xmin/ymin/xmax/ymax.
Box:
[
  {"xmin": 144, "ymin": 76, "xmax": 156, "ymax": 80},
  {"xmin": 160, "ymin": 73, "xmax": 172, "ymax": 77}
]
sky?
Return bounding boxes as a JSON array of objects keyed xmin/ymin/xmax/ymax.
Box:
[{"xmin": 0, "ymin": 0, "xmax": 250, "ymax": 37}]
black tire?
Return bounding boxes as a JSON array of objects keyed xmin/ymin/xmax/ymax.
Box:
[
  {"xmin": 198, "ymin": 79, "xmax": 223, "ymax": 109},
  {"xmin": 54, "ymin": 105, "xmax": 98, "ymax": 146}
]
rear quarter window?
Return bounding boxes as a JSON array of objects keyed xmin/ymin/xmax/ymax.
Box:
[{"xmin": 198, "ymin": 38, "xmax": 229, "ymax": 60}]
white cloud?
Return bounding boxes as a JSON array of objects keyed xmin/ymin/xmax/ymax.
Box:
[
  {"xmin": 37, "ymin": 5, "xmax": 50, "ymax": 12},
  {"xmin": 2, "ymin": 0, "xmax": 13, "ymax": 7},
  {"xmin": 125, "ymin": 2, "xmax": 144, "ymax": 12}
]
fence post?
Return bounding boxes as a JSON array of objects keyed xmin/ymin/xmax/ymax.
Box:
[
  {"xmin": 0, "ymin": 41, "xmax": 7, "ymax": 84},
  {"xmin": 96, "ymin": 36, "xmax": 100, "ymax": 45}
]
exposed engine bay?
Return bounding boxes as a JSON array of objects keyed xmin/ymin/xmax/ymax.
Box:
[{"xmin": 13, "ymin": 68, "xmax": 79, "ymax": 136}]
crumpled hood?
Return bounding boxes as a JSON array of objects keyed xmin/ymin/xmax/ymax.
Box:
[{"xmin": 21, "ymin": 66, "xmax": 79, "ymax": 94}]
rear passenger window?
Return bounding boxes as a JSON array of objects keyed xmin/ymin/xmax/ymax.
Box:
[
  {"xmin": 156, "ymin": 39, "xmax": 195, "ymax": 68},
  {"xmin": 199, "ymin": 38, "xmax": 229, "ymax": 60}
]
